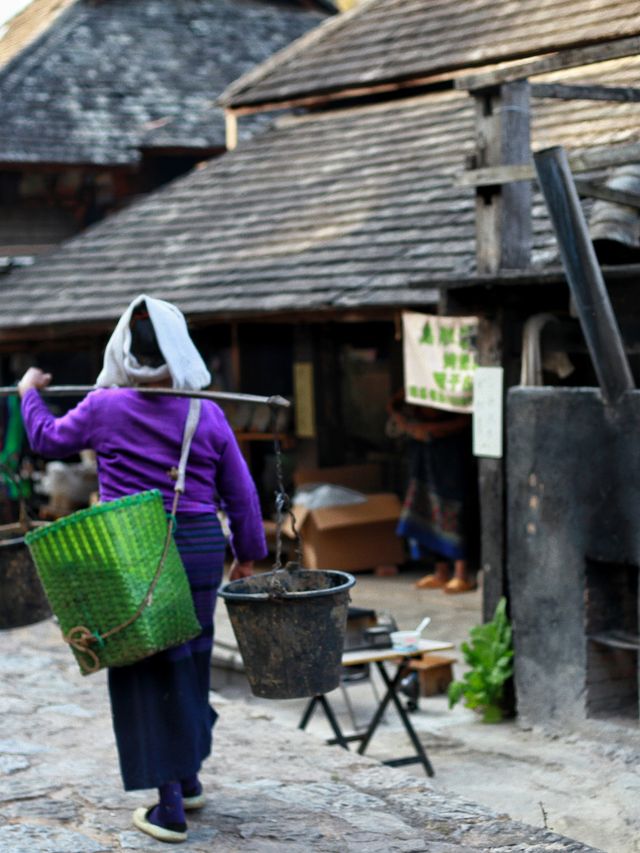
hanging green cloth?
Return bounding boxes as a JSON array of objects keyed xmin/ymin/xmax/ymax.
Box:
[{"xmin": 0, "ymin": 396, "xmax": 30, "ymax": 500}]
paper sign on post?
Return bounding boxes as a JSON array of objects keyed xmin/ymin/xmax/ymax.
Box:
[{"xmin": 472, "ymin": 367, "xmax": 504, "ymax": 458}]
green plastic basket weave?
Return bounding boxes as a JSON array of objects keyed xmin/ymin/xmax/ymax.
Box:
[{"xmin": 25, "ymin": 490, "xmax": 201, "ymax": 675}]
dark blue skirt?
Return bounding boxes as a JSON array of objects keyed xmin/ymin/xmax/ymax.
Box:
[{"xmin": 108, "ymin": 513, "xmax": 226, "ymax": 791}]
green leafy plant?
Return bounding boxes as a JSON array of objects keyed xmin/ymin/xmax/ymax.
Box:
[{"xmin": 448, "ymin": 597, "xmax": 513, "ymax": 723}]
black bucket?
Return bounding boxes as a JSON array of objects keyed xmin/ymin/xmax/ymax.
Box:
[
  {"xmin": 0, "ymin": 527, "xmax": 51, "ymax": 629},
  {"xmin": 219, "ymin": 568, "xmax": 355, "ymax": 699}
]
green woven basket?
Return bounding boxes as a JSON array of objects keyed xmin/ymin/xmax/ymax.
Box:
[{"xmin": 25, "ymin": 490, "xmax": 201, "ymax": 675}]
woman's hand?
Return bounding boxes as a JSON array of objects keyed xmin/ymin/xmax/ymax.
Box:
[
  {"xmin": 18, "ymin": 367, "xmax": 52, "ymax": 398},
  {"xmin": 229, "ymin": 559, "xmax": 254, "ymax": 581}
]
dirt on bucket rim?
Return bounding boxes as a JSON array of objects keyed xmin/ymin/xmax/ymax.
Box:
[{"xmin": 220, "ymin": 566, "xmax": 356, "ymax": 600}]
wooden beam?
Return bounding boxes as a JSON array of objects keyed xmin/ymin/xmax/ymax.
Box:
[
  {"xmin": 225, "ymin": 70, "xmax": 462, "ymax": 116},
  {"xmin": 456, "ymin": 141, "xmax": 640, "ymax": 188},
  {"xmin": 458, "ymin": 162, "xmax": 534, "ymax": 187},
  {"xmin": 574, "ymin": 178, "xmax": 640, "ymax": 210},
  {"xmin": 531, "ymin": 82, "xmax": 640, "ymax": 103},
  {"xmin": 455, "ymin": 35, "xmax": 640, "ymax": 92}
]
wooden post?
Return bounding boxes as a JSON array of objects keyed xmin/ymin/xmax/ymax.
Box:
[
  {"xmin": 472, "ymin": 81, "xmax": 531, "ymax": 621},
  {"xmin": 473, "ymin": 80, "xmax": 531, "ymax": 273},
  {"xmin": 477, "ymin": 313, "xmax": 507, "ymax": 623},
  {"xmin": 225, "ymin": 110, "xmax": 238, "ymax": 151}
]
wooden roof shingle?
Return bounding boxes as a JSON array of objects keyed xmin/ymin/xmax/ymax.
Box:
[
  {"xmin": 0, "ymin": 0, "xmax": 323, "ymax": 166},
  {"xmin": 220, "ymin": 0, "xmax": 640, "ymax": 108},
  {"xmin": 2, "ymin": 57, "xmax": 639, "ymax": 334}
]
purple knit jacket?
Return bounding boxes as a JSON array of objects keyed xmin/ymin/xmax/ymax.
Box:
[{"xmin": 21, "ymin": 388, "xmax": 267, "ymax": 563}]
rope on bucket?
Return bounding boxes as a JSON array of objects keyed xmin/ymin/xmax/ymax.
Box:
[{"xmin": 268, "ymin": 402, "xmax": 303, "ymax": 597}]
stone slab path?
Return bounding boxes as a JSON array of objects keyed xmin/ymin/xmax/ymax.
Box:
[{"xmin": 0, "ymin": 619, "xmax": 601, "ymax": 852}]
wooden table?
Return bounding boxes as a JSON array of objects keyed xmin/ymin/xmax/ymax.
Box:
[{"xmin": 299, "ymin": 639, "xmax": 454, "ymax": 777}]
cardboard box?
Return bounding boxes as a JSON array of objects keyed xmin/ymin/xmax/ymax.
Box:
[
  {"xmin": 284, "ymin": 493, "xmax": 405, "ymax": 572},
  {"xmin": 408, "ymin": 654, "xmax": 457, "ymax": 697}
]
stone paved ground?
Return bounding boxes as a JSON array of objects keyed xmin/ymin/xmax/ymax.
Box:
[
  {"xmin": 0, "ymin": 618, "xmax": 601, "ymax": 853},
  {"xmin": 211, "ymin": 570, "xmax": 640, "ymax": 853}
]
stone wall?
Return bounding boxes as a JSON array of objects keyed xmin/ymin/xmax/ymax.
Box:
[{"xmin": 507, "ymin": 387, "xmax": 640, "ymax": 725}]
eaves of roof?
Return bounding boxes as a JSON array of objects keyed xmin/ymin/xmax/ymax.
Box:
[{"xmin": 220, "ymin": 0, "xmax": 640, "ymax": 110}]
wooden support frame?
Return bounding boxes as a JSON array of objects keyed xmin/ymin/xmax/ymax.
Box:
[
  {"xmin": 460, "ymin": 39, "xmax": 640, "ymax": 620},
  {"xmin": 531, "ymin": 82, "xmax": 640, "ymax": 103},
  {"xmin": 573, "ymin": 179, "xmax": 640, "ymax": 210},
  {"xmin": 471, "ymin": 81, "xmax": 532, "ymax": 620},
  {"xmin": 457, "ymin": 141, "xmax": 640, "ymax": 189}
]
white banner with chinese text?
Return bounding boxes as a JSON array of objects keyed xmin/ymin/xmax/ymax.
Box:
[{"xmin": 402, "ymin": 312, "xmax": 479, "ymax": 413}]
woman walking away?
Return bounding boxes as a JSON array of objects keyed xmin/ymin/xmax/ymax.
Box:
[{"xmin": 18, "ymin": 295, "xmax": 267, "ymax": 844}]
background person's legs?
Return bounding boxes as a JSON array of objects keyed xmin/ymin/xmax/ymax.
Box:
[{"xmin": 415, "ymin": 560, "xmax": 450, "ymax": 589}]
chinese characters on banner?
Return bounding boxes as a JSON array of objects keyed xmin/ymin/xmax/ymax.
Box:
[{"xmin": 402, "ymin": 312, "xmax": 479, "ymax": 413}]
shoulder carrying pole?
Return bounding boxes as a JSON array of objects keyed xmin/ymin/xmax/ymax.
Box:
[{"xmin": 0, "ymin": 385, "xmax": 290, "ymax": 408}]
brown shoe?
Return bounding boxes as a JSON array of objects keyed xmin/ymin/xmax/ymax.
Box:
[
  {"xmin": 444, "ymin": 577, "xmax": 477, "ymax": 594},
  {"xmin": 416, "ymin": 574, "xmax": 447, "ymax": 589}
]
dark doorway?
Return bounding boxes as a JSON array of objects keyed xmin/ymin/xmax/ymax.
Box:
[{"xmin": 585, "ymin": 559, "xmax": 639, "ymax": 721}]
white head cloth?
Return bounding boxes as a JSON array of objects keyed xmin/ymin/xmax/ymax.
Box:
[{"xmin": 96, "ymin": 294, "xmax": 211, "ymax": 390}]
